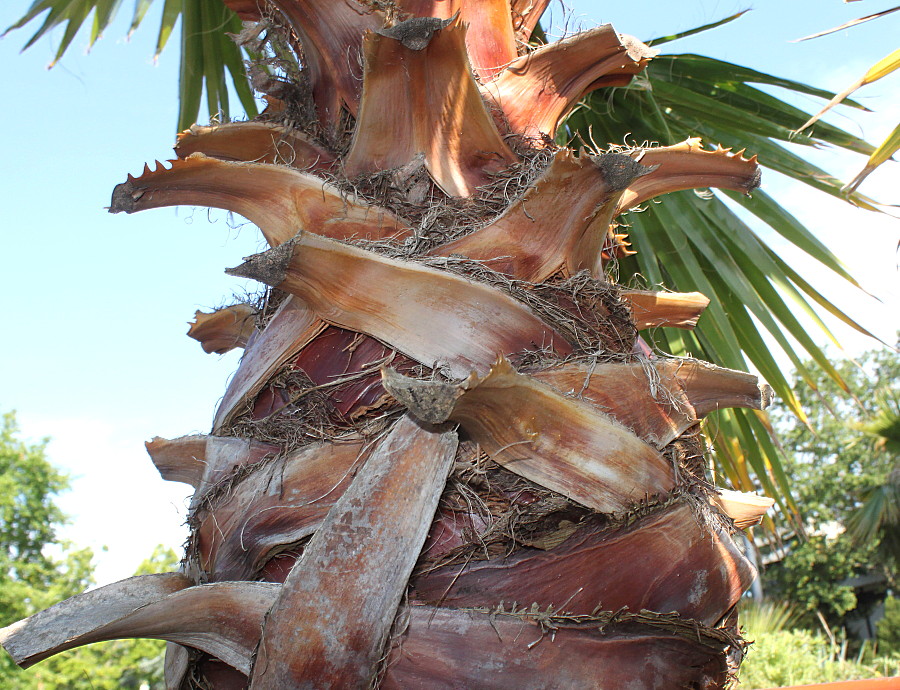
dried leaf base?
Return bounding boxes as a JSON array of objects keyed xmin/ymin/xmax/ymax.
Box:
[{"xmin": 1, "ymin": 2, "xmax": 776, "ymax": 688}]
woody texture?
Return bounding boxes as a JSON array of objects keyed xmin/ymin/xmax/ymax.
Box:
[{"xmin": 1, "ymin": 1, "xmax": 777, "ymax": 688}]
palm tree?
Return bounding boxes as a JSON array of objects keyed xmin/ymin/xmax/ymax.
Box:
[
  {"xmin": 0, "ymin": 1, "xmax": 887, "ymax": 687},
  {"xmin": 847, "ymin": 387, "xmax": 900, "ymax": 577}
]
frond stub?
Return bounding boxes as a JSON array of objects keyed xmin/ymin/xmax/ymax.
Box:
[
  {"xmin": 345, "ymin": 16, "xmax": 519, "ymax": 197},
  {"xmin": 0, "ymin": 574, "xmax": 276, "ymax": 675},
  {"xmin": 249, "ymin": 416, "xmax": 458, "ymax": 688},
  {"xmin": 430, "ymin": 150, "xmax": 653, "ymax": 281},
  {"xmin": 175, "ymin": 123, "xmax": 336, "ymax": 172},
  {"xmin": 411, "ymin": 499, "xmax": 755, "ymax": 626},
  {"xmin": 145, "ymin": 434, "xmax": 280, "ymax": 503},
  {"xmin": 395, "ymin": 0, "xmax": 518, "ymax": 81},
  {"xmin": 383, "ymin": 605, "xmax": 732, "ymax": 688},
  {"xmin": 195, "ymin": 438, "xmax": 367, "ymax": 580},
  {"xmin": 226, "ymin": 234, "xmax": 572, "ymax": 378},
  {"xmin": 617, "ymin": 138, "xmax": 761, "ymax": 213},
  {"xmin": 213, "ymin": 297, "xmax": 324, "ymax": 432},
  {"xmin": 510, "ymin": 0, "xmax": 552, "ymax": 43},
  {"xmin": 188, "ymin": 304, "xmax": 257, "ymax": 355},
  {"xmin": 482, "ymin": 26, "xmax": 656, "ymax": 140},
  {"xmin": 145, "ymin": 435, "xmax": 207, "ymax": 487},
  {"xmin": 621, "ymin": 290, "xmax": 711, "ymax": 330},
  {"xmin": 110, "ymin": 155, "xmax": 409, "ymax": 248},
  {"xmin": 532, "ymin": 358, "xmax": 770, "ymax": 448},
  {"xmin": 263, "ymin": 0, "xmax": 382, "ymax": 123},
  {"xmin": 382, "ymin": 357, "xmax": 676, "ymax": 512},
  {"xmin": 712, "ymin": 489, "xmax": 775, "ymax": 529}
]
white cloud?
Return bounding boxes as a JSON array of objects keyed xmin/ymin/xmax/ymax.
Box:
[{"xmin": 16, "ymin": 413, "xmax": 192, "ymax": 586}]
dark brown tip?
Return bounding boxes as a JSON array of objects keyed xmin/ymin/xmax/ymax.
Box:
[
  {"xmin": 746, "ymin": 166, "xmax": 762, "ymax": 193},
  {"xmin": 592, "ymin": 153, "xmax": 657, "ymax": 192},
  {"xmin": 109, "ymin": 180, "xmax": 137, "ymax": 214},
  {"xmin": 225, "ymin": 235, "xmax": 300, "ymax": 287},
  {"xmin": 381, "ymin": 368, "xmax": 462, "ymax": 424},
  {"xmin": 379, "ymin": 16, "xmax": 454, "ymax": 50}
]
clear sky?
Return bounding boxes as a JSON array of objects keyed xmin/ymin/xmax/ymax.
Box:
[{"xmin": 1, "ymin": 1, "xmax": 897, "ymax": 586}]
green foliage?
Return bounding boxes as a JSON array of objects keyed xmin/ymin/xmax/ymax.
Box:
[
  {"xmin": 877, "ymin": 596, "xmax": 900, "ymax": 656},
  {"xmin": 767, "ymin": 535, "xmax": 864, "ymax": 626},
  {"xmin": 763, "ymin": 343, "xmax": 899, "ymax": 627},
  {"xmin": 774, "ymin": 344, "xmax": 899, "ymax": 531},
  {"xmin": 847, "ymin": 466, "xmax": 900, "ymax": 574},
  {"xmin": 562, "ymin": 44, "xmax": 884, "ymax": 515},
  {"xmin": 739, "ymin": 628, "xmax": 900, "ymax": 689},
  {"xmin": 739, "ymin": 599, "xmax": 800, "ymax": 637},
  {"xmin": 0, "ymin": 410, "xmax": 180, "ymax": 689},
  {"xmin": 0, "ymin": 412, "xmax": 93, "ymax": 625}
]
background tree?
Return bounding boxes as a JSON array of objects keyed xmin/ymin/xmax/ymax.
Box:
[
  {"xmin": 764, "ymin": 341, "xmax": 899, "ymax": 626},
  {"xmin": 0, "ymin": 411, "xmax": 178, "ymax": 689},
  {"xmin": 0, "ymin": 411, "xmax": 92, "ymax": 627}
]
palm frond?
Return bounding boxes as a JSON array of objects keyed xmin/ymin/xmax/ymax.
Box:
[
  {"xmin": 793, "ymin": 5, "xmax": 900, "ymax": 42},
  {"xmin": 795, "ymin": 47, "xmax": 900, "ymax": 135},
  {"xmin": 562, "ymin": 51, "xmax": 884, "ymax": 512},
  {"xmin": 739, "ymin": 599, "xmax": 799, "ymax": 636},
  {"xmin": 646, "ymin": 9, "xmax": 749, "ymax": 47}
]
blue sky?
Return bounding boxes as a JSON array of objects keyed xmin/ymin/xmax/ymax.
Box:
[{"xmin": 1, "ymin": 1, "xmax": 897, "ymax": 585}]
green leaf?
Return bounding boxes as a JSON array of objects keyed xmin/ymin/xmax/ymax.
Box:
[
  {"xmin": 722, "ymin": 189, "xmax": 861, "ymax": 287},
  {"xmin": 174, "ymin": 0, "xmax": 256, "ymax": 131},
  {"xmin": 156, "ymin": 0, "xmax": 181, "ymax": 57},
  {"xmin": 653, "ymin": 75, "xmax": 874, "ymax": 155},
  {"xmin": 129, "ymin": 0, "xmax": 154, "ymax": 36},
  {"xmin": 177, "ymin": 0, "xmax": 201, "ymax": 131},
  {"xmin": 699, "ymin": 199, "xmax": 853, "ymax": 390},
  {"xmin": 795, "ymin": 47, "xmax": 900, "ymax": 135},
  {"xmin": 89, "ymin": 0, "xmax": 121, "ymax": 46},
  {"xmin": 51, "ymin": 0, "xmax": 93, "ymax": 66},
  {"xmin": 7, "ymin": 0, "xmax": 256, "ymax": 130},
  {"xmin": 219, "ymin": 11, "xmax": 259, "ymax": 120},
  {"xmin": 844, "ymin": 120, "xmax": 900, "ymax": 193},
  {"xmin": 648, "ymin": 54, "xmax": 871, "ymax": 111},
  {"xmin": 646, "ymin": 9, "xmax": 749, "ymax": 47},
  {"xmin": 794, "ymin": 6, "xmax": 900, "ymax": 42},
  {"xmin": 5, "ymin": 1, "xmax": 63, "ymax": 38},
  {"xmin": 17, "ymin": 1, "xmax": 82, "ymax": 53},
  {"xmin": 650, "ymin": 79, "xmax": 826, "ymax": 147}
]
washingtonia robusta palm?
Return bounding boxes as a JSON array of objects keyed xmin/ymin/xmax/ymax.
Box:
[{"xmin": 0, "ymin": 1, "xmax": 886, "ymax": 687}]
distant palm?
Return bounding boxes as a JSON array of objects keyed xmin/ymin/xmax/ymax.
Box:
[{"xmin": 848, "ymin": 389, "xmax": 900, "ymax": 575}]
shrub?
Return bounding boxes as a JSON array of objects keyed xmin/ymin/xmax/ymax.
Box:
[
  {"xmin": 877, "ymin": 595, "xmax": 900, "ymax": 656},
  {"xmin": 739, "ymin": 628, "xmax": 899, "ymax": 688}
]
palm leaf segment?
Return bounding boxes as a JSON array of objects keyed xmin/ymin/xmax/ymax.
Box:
[{"xmin": 5, "ymin": 1, "xmax": 866, "ymax": 686}]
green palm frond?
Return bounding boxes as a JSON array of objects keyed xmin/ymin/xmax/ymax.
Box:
[
  {"xmin": 846, "ymin": 388, "xmax": 900, "ymax": 570},
  {"xmin": 739, "ymin": 599, "xmax": 799, "ymax": 636},
  {"xmin": 5, "ymin": 0, "xmax": 258, "ymax": 130},
  {"xmin": 847, "ymin": 464, "xmax": 900, "ymax": 571},
  {"xmin": 646, "ymin": 9, "xmax": 749, "ymax": 47},
  {"xmin": 562, "ymin": 50, "xmax": 886, "ymax": 516},
  {"xmin": 858, "ymin": 389, "xmax": 900, "ymax": 455}
]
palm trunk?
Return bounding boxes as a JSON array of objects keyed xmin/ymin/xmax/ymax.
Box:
[{"xmin": 1, "ymin": 2, "xmax": 777, "ymax": 688}]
